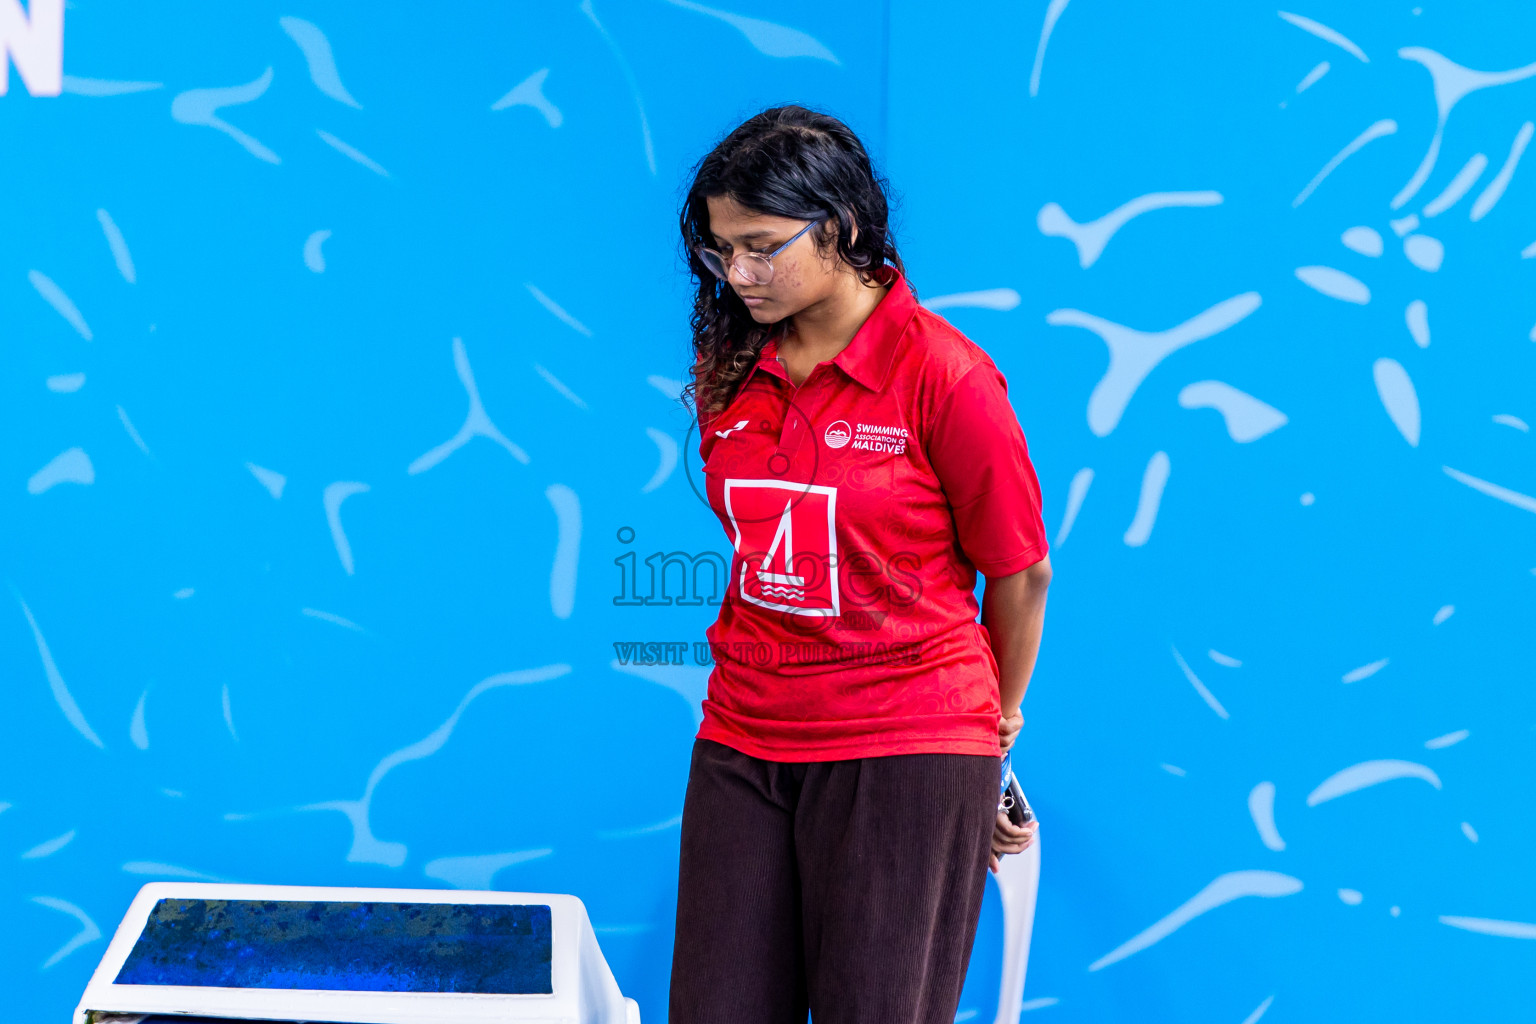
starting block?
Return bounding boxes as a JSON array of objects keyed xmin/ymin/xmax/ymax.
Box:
[{"xmin": 72, "ymin": 882, "xmax": 640, "ymax": 1024}]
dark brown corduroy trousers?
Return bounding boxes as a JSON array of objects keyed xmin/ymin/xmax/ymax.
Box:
[{"xmin": 669, "ymin": 738, "xmax": 999, "ymax": 1024}]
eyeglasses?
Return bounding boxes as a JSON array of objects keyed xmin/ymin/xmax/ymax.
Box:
[{"xmin": 695, "ymin": 220, "xmax": 818, "ymax": 286}]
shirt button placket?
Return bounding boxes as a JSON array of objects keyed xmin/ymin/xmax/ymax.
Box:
[{"xmin": 777, "ymin": 376, "xmax": 810, "ymax": 453}]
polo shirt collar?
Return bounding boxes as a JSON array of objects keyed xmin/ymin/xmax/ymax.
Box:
[
  {"xmin": 834, "ymin": 265, "xmax": 916, "ymax": 391},
  {"xmin": 755, "ymin": 265, "xmax": 916, "ymax": 392}
]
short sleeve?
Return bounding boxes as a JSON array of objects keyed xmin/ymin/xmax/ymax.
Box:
[{"xmin": 926, "ymin": 360, "xmax": 1049, "ymax": 577}]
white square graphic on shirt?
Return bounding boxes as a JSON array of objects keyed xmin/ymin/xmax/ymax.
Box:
[{"xmin": 723, "ymin": 479, "xmax": 840, "ymax": 618}]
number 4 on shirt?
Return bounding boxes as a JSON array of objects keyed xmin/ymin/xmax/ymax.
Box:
[{"xmin": 723, "ymin": 478, "xmax": 840, "ymax": 618}]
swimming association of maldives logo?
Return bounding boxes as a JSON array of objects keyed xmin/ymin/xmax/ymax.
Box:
[
  {"xmin": 723, "ymin": 479, "xmax": 839, "ymax": 618},
  {"xmin": 823, "ymin": 420, "xmax": 910, "ymax": 454}
]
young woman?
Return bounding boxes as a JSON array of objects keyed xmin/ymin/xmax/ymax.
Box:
[{"xmin": 671, "ymin": 105, "xmax": 1052, "ymax": 1024}]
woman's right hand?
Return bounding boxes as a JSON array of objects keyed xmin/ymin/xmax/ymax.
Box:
[{"xmin": 988, "ymin": 809, "xmax": 1037, "ymax": 873}]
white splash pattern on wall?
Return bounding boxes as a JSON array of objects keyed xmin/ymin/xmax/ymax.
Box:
[
  {"xmin": 1047, "ymin": 293, "xmax": 1262, "ymax": 436},
  {"xmin": 492, "ymin": 68, "xmax": 563, "ymax": 126},
  {"xmin": 1037, "ymin": 191, "xmax": 1223, "ymax": 269},
  {"xmin": 170, "ymin": 68, "xmax": 280, "ymax": 163},
  {"xmin": 1088, "ymin": 871, "xmax": 1304, "ymax": 971},
  {"xmin": 279, "ymin": 17, "xmax": 362, "ymax": 108},
  {"xmin": 408, "ymin": 337, "xmax": 531, "ymax": 472}
]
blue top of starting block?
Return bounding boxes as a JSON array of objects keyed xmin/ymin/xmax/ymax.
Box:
[{"xmin": 114, "ymin": 898, "xmax": 553, "ymax": 994}]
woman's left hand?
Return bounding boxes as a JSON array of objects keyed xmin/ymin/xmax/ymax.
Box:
[
  {"xmin": 998, "ymin": 708, "xmax": 1023, "ymax": 751},
  {"xmin": 988, "ymin": 810, "xmax": 1037, "ymax": 873}
]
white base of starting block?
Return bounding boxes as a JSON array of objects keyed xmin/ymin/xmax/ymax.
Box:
[{"xmin": 73, "ymin": 882, "xmax": 639, "ymax": 1024}]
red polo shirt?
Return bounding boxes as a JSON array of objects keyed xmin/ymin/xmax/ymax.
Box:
[{"xmin": 696, "ymin": 267, "xmax": 1048, "ymax": 761}]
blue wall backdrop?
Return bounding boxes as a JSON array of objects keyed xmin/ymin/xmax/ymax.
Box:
[{"xmin": 4, "ymin": 1, "xmax": 1535, "ymax": 1020}]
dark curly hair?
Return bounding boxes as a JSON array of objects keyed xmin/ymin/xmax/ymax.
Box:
[{"xmin": 679, "ymin": 105, "xmax": 904, "ymax": 425}]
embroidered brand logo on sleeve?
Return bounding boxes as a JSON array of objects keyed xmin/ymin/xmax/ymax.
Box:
[{"xmin": 723, "ymin": 479, "xmax": 839, "ymax": 617}]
